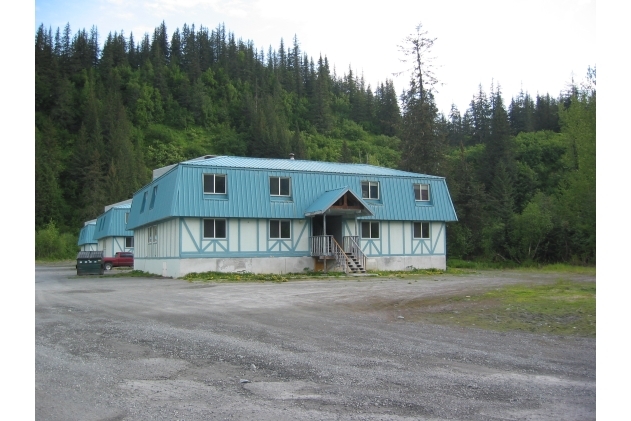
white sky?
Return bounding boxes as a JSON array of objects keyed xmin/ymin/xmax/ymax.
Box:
[{"xmin": 34, "ymin": 0, "xmax": 596, "ymax": 115}]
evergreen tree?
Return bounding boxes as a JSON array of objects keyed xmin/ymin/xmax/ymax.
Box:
[{"xmin": 398, "ymin": 23, "xmax": 446, "ymax": 176}]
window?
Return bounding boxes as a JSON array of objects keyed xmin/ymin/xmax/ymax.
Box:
[
  {"xmin": 361, "ymin": 181, "xmax": 379, "ymax": 199},
  {"xmin": 125, "ymin": 236, "xmax": 134, "ymax": 248},
  {"xmin": 125, "ymin": 212, "xmax": 129, "ymax": 224},
  {"xmin": 148, "ymin": 225, "xmax": 158, "ymax": 244},
  {"xmin": 270, "ymin": 177, "xmax": 291, "ymax": 196},
  {"xmin": 269, "ymin": 220, "xmax": 291, "ymax": 239},
  {"xmin": 204, "ymin": 174, "xmax": 226, "ymax": 194},
  {"xmin": 204, "ymin": 219, "xmax": 227, "ymax": 239},
  {"xmin": 140, "ymin": 191, "xmax": 148, "ymax": 213},
  {"xmin": 149, "ymin": 185, "xmax": 158, "ymax": 209},
  {"xmin": 414, "ymin": 184, "xmax": 430, "ymax": 201},
  {"xmin": 361, "ymin": 221, "xmax": 380, "ymax": 239},
  {"xmin": 413, "ymin": 222, "xmax": 430, "ymax": 239}
]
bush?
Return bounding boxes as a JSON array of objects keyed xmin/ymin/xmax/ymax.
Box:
[{"xmin": 35, "ymin": 221, "xmax": 78, "ymax": 260}]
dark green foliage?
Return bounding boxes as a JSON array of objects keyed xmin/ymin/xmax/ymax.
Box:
[
  {"xmin": 35, "ymin": 221, "xmax": 79, "ymax": 260},
  {"xmin": 35, "ymin": 22, "xmax": 595, "ymax": 266}
]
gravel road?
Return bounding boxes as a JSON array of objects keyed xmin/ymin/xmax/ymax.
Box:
[{"xmin": 35, "ymin": 265, "xmax": 595, "ymax": 420}]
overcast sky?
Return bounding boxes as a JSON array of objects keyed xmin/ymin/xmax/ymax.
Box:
[{"xmin": 35, "ymin": 0, "xmax": 596, "ymax": 115}]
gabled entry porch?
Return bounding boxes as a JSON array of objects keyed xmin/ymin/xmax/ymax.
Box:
[{"xmin": 305, "ymin": 187, "xmax": 373, "ymax": 273}]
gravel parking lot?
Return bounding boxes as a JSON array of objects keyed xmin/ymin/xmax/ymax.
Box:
[{"xmin": 35, "ymin": 265, "xmax": 595, "ymax": 420}]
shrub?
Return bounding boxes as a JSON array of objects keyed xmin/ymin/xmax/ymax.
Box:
[{"xmin": 35, "ymin": 221, "xmax": 78, "ymax": 260}]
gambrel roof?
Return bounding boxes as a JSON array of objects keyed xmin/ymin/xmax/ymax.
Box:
[
  {"xmin": 94, "ymin": 203, "xmax": 133, "ymax": 240},
  {"xmin": 77, "ymin": 220, "xmax": 97, "ymax": 246},
  {"xmin": 126, "ymin": 156, "xmax": 457, "ymax": 230}
]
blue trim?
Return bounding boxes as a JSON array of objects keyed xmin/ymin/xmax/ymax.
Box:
[
  {"xmin": 182, "ymin": 219, "xmax": 201, "ymax": 252},
  {"xmin": 291, "ymin": 222, "xmax": 308, "ymax": 252},
  {"xmin": 179, "ymin": 251, "xmax": 310, "ymax": 258},
  {"xmin": 179, "ymin": 218, "xmax": 183, "ymax": 258},
  {"xmin": 267, "ymin": 240, "xmax": 292, "ymax": 252},
  {"xmin": 431, "ymin": 223, "xmax": 444, "ymax": 254},
  {"xmin": 202, "ymin": 240, "xmax": 228, "ymax": 252}
]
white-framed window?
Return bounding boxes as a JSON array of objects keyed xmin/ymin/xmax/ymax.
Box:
[
  {"xmin": 269, "ymin": 220, "xmax": 291, "ymax": 239},
  {"xmin": 125, "ymin": 212, "xmax": 129, "ymax": 224},
  {"xmin": 361, "ymin": 181, "xmax": 379, "ymax": 199},
  {"xmin": 203, "ymin": 219, "xmax": 227, "ymax": 239},
  {"xmin": 125, "ymin": 236, "xmax": 134, "ymax": 248},
  {"xmin": 270, "ymin": 177, "xmax": 291, "ymax": 196},
  {"xmin": 414, "ymin": 184, "xmax": 430, "ymax": 201},
  {"xmin": 149, "ymin": 185, "xmax": 158, "ymax": 209},
  {"xmin": 148, "ymin": 225, "xmax": 158, "ymax": 244},
  {"xmin": 413, "ymin": 222, "xmax": 430, "ymax": 239},
  {"xmin": 361, "ymin": 221, "xmax": 380, "ymax": 239},
  {"xmin": 203, "ymin": 174, "xmax": 226, "ymax": 194}
]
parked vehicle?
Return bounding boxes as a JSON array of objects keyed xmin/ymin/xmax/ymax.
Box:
[{"xmin": 102, "ymin": 252, "xmax": 134, "ymax": 271}]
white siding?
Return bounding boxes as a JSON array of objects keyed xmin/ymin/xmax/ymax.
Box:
[
  {"xmin": 239, "ymin": 219, "xmax": 258, "ymax": 252},
  {"xmin": 388, "ymin": 221, "xmax": 404, "ymax": 255},
  {"xmin": 132, "ymin": 219, "xmax": 179, "ymax": 258},
  {"xmin": 228, "ymin": 219, "xmax": 239, "ymax": 252},
  {"xmin": 182, "ymin": 218, "xmax": 201, "ymax": 253},
  {"xmin": 294, "ymin": 220, "xmax": 309, "ymax": 252}
]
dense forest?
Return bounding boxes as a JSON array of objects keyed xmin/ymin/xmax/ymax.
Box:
[{"xmin": 35, "ymin": 21, "xmax": 596, "ymax": 264}]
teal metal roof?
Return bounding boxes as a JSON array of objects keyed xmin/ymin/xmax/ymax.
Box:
[
  {"xmin": 127, "ymin": 156, "xmax": 457, "ymax": 230},
  {"xmin": 94, "ymin": 204, "xmax": 133, "ymax": 240},
  {"xmin": 77, "ymin": 222, "xmax": 97, "ymax": 246},
  {"xmin": 304, "ymin": 187, "xmax": 373, "ymax": 217},
  {"xmin": 183, "ymin": 156, "xmax": 444, "ymax": 178}
]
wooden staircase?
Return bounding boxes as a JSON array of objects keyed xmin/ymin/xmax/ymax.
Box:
[
  {"xmin": 310, "ymin": 235, "xmax": 367, "ymax": 274},
  {"xmin": 344, "ymin": 251, "xmax": 366, "ymax": 273}
]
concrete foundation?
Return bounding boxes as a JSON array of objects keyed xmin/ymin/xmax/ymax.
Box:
[
  {"xmin": 364, "ymin": 255, "xmax": 446, "ymax": 271},
  {"xmin": 134, "ymin": 256, "xmax": 315, "ymax": 278}
]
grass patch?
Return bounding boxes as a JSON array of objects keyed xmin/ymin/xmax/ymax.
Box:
[
  {"xmin": 106, "ymin": 270, "xmax": 159, "ymax": 278},
  {"xmin": 181, "ymin": 270, "xmax": 351, "ymax": 283},
  {"xmin": 367, "ymin": 279, "xmax": 596, "ymax": 337},
  {"xmin": 182, "ymin": 267, "xmax": 474, "ymax": 283},
  {"xmin": 447, "ymin": 258, "xmax": 595, "ymax": 275}
]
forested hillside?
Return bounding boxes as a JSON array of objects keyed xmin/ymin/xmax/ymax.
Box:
[{"xmin": 35, "ymin": 21, "xmax": 595, "ymax": 264}]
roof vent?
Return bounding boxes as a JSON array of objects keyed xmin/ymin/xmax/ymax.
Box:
[
  {"xmin": 204, "ymin": 155, "xmax": 215, "ymax": 159},
  {"xmin": 289, "ymin": 153, "xmax": 295, "ymax": 160}
]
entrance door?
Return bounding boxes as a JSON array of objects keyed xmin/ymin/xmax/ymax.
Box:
[{"xmin": 311, "ymin": 215, "xmax": 343, "ymax": 246}]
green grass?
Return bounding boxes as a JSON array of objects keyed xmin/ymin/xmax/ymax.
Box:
[
  {"xmin": 447, "ymin": 258, "xmax": 596, "ymax": 274},
  {"xmin": 400, "ymin": 279, "xmax": 596, "ymax": 336},
  {"xmin": 181, "ymin": 270, "xmax": 354, "ymax": 283}
]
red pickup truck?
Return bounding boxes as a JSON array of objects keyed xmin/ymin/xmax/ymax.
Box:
[{"xmin": 102, "ymin": 252, "xmax": 134, "ymax": 271}]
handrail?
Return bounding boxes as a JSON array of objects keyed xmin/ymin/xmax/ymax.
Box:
[
  {"xmin": 331, "ymin": 237, "xmax": 354, "ymax": 274},
  {"xmin": 310, "ymin": 235, "xmax": 364, "ymax": 274},
  {"xmin": 309, "ymin": 235, "xmax": 332, "ymax": 256},
  {"xmin": 343, "ymin": 235, "xmax": 366, "ymax": 270}
]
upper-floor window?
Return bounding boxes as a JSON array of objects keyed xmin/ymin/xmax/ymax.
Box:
[
  {"xmin": 204, "ymin": 219, "xmax": 227, "ymax": 239},
  {"xmin": 125, "ymin": 212, "xmax": 129, "ymax": 224},
  {"xmin": 204, "ymin": 174, "xmax": 226, "ymax": 194},
  {"xmin": 270, "ymin": 220, "xmax": 291, "ymax": 239},
  {"xmin": 125, "ymin": 236, "xmax": 134, "ymax": 248},
  {"xmin": 413, "ymin": 222, "xmax": 430, "ymax": 239},
  {"xmin": 361, "ymin": 221, "xmax": 380, "ymax": 239},
  {"xmin": 140, "ymin": 191, "xmax": 148, "ymax": 213},
  {"xmin": 270, "ymin": 177, "xmax": 291, "ymax": 196},
  {"xmin": 149, "ymin": 185, "xmax": 158, "ymax": 209},
  {"xmin": 361, "ymin": 181, "xmax": 379, "ymax": 200},
  {"xmin": 414, "ymin": 184, "xmax": 430, "ymax": 201}
]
